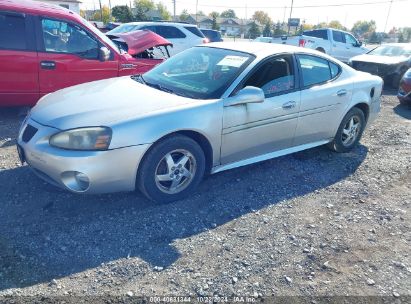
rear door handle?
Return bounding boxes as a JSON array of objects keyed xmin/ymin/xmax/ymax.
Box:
[
  {"xmin": 337, "ymin": 89, "xmax": 347, "ymax": 96},
  {"xmin": 40, "ymin": 61, "xmax": 56, "ymax": 70},
  {"xmin": 282, "ymin": 101, "xmax": 296, "ymax": 109}
]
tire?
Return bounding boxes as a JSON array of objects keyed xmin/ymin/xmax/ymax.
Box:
[
  {"xmin": 328, "ymin": 107, "xmax": 366, "ymax": 153},
  {"xmin": 137, "ymin": 134, "xmax": 205, "ymax": 203},
  {"xmin": 316, "ymin": 47, "xmax": 325, "ymax": 53},
  {"xmin": 391, "ymin": 74, "xmax": 401, "ymax": 89}
]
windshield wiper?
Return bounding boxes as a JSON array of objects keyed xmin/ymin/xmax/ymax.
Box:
[
  {"xmin": 145, "ymin": 81, "xmax": 177, "ymax": 95},
  {"xmin": 131, "ymin": 74, "xmax": 146, "ymax": 84}
]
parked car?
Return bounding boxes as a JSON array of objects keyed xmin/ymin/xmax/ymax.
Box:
[
  {"xmin": 0, "ymin": 0, "xmax": 171, "ymax": 106},
  {"xmin": 254, "ymin": 36, "xmax": 275, "ymax": 43},
  {"xmin": 17, "ymin": 42, "xmax": 383, "ymax": 203},
  {"xmin": 349, "ymin": 43, "xmax": 411, "ymax": 88},
  {"xmin": 106, "ymin": 21, "xmax": 208, "ymax": 56},
  {"xmin": 269, "ymin": 28, "xmax": 369, "ymax": 63},
  {"xmin": 398, "ymin": 68, "xmax": 411, "ymax": 105},
  {"xmin": 200, "ymin": 29, "xmax": 223, "ymax": 42}
]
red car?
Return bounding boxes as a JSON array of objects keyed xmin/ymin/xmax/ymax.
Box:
[
  {"xmin": 0, "ymin": 0, "xmax": 171, "ymax": 106},
  {"xmin": 398, "ymin": 68, "xmax": 411, "ymax": 105}
]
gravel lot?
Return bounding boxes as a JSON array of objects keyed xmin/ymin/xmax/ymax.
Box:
[{"xmin": 0, "ymin": 91, "xmax": 410, "ymax": 301}]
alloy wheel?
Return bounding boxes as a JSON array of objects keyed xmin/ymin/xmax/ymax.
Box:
[{"xmin": 154, "ymin": 149, "xmax": 197, "ymax": 194}]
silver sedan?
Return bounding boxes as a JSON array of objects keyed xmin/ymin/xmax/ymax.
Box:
[{"xmin": 17, "ymin": 43, "xmax": 383, "ymax": 203}]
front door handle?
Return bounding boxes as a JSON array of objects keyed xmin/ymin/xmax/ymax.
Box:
[
  {"xmin": 337, "ymin": 89, "xmax": 347, "ymax": 96},
  {"xmin": 40, "ymin": 61, "xmax": 56, "ymax": 70},
  {"xmin": 282, "ymin": 101, "xmax": 296, "ymax": 109}
]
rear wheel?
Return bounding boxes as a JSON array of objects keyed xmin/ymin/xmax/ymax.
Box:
[
  {"xmin": 328, "ymin": 107, "xmax": 365, "ymax": 153},
  {"xmin": 137, "ymin": 135, "xmax": 205, "ymax": 203}
]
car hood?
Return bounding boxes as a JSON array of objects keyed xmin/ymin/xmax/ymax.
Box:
[
  {"xmin": 351, "ymin": 54, "xmax": 407, "ymax": 65},
  {"xmin": 31, "ymin": 77, "xmax": 196, "ymax": 130},
  {"xmin": 107, "ymin": 30, "xmax": 172, "ymax": 55}
]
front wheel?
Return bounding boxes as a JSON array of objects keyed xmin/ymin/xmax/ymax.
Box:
[
  {"xmin": 137, "ymin": 135, "xmax": 205, "ymax": 203},
  {"xmin": 328, "ymin": 107, "xmax": 366, "ymax": 153}
]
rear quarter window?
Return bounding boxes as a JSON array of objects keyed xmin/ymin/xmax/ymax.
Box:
[
  {"xmin": 0, "ymin": 13, "xmax": 27, "ymax": 50},
  {"xmin": 156, "ymin": 25, "xmax": 186, "ymax": 39},
  {"xmin": 303, "ymin": 29, "xmax": 328, "ymax": 40},
  {"xmin": 184, "ymin": 26, "xmax": 205, "ymax": 38}
]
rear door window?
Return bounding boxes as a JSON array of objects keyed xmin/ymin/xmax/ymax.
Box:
[
  {"xmin": 0, "ymin": 12, "xmax": 27, "ymax": 50},
  {"xmin": 332, "ymin": 30, "xmax": 345, "ymax": 43},
  {"xmin": 156, "ymin": 26, "xmax": 186, "ymax": 39},
  {"xmin": 297, "ymin": 54, "xmax": 340, "ymax": 87}
]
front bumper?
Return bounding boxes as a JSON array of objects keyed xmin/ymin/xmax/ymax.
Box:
[
  {"xmin": 17, "ymin": 118, "xmax": 150, "ymax": 194},
  {"xmin": 398, "ymin": 86, "xmax": 411, "ymax": 104}
]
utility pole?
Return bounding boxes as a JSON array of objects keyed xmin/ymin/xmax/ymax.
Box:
[
  {"xmin": 98, "ymin": 0, "xmax": 103, "ymax": 22},
  {"xmin": 195, "ymin": 0, "xmax": 198, "ymax": 25},
  {"xmin": 108, "ymin": 0, "xmax": 112, "ymax": 22},
  {"xmin": 384, "ymin": 0, "xmax": 393, "ymax": 33},
  {"xmin": 287, "ymin": 0, "xmax": 294, "ymax": 35},
  {"xmin": 172, "ymin": 0, "xmax": 176, "ymax": 20}
]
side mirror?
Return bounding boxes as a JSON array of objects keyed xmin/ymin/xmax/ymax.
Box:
[
  {"xmin": 355, "ymin": 41, "xmax": 363, "ymax": 47},
  {"xmin": 224, "ymin": 86, "xmax": 265, "ymax": 107},
  {"xmin": 99, "ymin": 46, "xmax": 110, "ymax": 62}
]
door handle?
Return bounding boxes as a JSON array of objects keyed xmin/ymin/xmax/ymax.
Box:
[
  {"xmin": 282, "ymin": 101, "xmax": 296, "ymax": 109},
  {"xmin": 337, "ymin": 89, "xmax": 347, "ymax": 96},
  {"xmin": 40, "ymin": 61, "xmax": 56, "ymax": 70}
]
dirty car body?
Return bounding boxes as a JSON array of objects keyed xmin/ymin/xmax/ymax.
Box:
[
  {"xmin": 398, "ymin": 68, "xmax": 411, "ymax": 105},
  {"xmin": 18, "ymin": 43, "xmax": 383, "ymax": 203},
  {"xmin": 349, "ymin": 43, "xmax": 411, "ymax": 88}
]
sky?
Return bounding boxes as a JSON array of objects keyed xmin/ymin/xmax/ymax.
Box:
[{"xmin": 81, "ymin": 0, "xmax": 411, "ymax": 32}]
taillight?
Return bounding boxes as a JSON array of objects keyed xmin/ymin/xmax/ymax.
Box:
[
  {"xmin": 203, "ymin": 38, "xmax": 209, "ymax": 43},
  {"xmin": 298, "ymin": 38, "xmax": 306, "ymax": 47}
]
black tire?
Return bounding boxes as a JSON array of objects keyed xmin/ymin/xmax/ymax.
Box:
[
  {"xmin": 137, "ymin": 134, "xmax": 205, "ymax": 203},
  {"xmin": 328, "ymin": 107, "xmax": 366, "ymax": 153},
  {"xmin": 316, "ymin": 47, "xmax": 325, "ymax": 53}
]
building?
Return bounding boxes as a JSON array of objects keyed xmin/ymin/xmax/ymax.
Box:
[
  {"xmin": 185, "ymin": 15, "xmax": 262, "ymax": 37},
  {"xmin": 33, "ymin": 0, "xmax": 81, "ymax": 14}
]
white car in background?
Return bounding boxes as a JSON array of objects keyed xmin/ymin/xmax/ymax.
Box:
[
  {"xmin": 106, "ymin": 21, "xmax": 208, "ymax": 56},
  {"xmin": 265, "ymin": 28, "xmax": 369, "ymax": 63}
]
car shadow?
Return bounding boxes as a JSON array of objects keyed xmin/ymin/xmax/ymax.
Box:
[
  {"xmin": 393, "ymin": 104, "xmax": 411, "ymax": 120},
  {"xmin": 0, "ymin": 143, "xmax": 368, "ymax": 290}
]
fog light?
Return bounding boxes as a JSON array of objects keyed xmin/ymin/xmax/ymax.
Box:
[{"xmin": 61, "ymin": 171, "xmax": 90, "ymax": 192}]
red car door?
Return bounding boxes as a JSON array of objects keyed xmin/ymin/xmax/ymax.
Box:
[
  {"xmin": 37, "ymin": 17, "xmax": 119, "ymax": 96},
  {"xmin": 0, "ymin": 11, "xmax": 39, "ymax": 106}
]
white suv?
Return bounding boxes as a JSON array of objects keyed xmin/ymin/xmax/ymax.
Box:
[{"xmin": 106, "ymin": 22, "xmax": 208, "ymax": 56}]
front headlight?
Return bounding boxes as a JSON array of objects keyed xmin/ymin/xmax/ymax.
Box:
[{"xmin": 49, "ymin": 127, "xmax": 112, "ymax": 151}]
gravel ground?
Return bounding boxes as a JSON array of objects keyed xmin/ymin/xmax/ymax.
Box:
[{"xmin": 0, "ymin": 92, "xmax": 410, "ymax": 301}]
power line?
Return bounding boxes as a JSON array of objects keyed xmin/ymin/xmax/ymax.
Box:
[{"xmin": 175, "ymin": 0, "xmax": 409, "ymax": 9}]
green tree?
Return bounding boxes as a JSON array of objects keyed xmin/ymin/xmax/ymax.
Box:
[
  {"xmin": 112, "ymin": 5, "xmax": 133, "ymax": 23},
  {"xmin": 248, "ymin": 21, "xmax": 261, "ymax": 39},
  {"xmin": 328, "ymin": 20, "xmax": 346, "ymax": 31},
  {"xmin": 209, "ymin": 11, "xmax": 220, "ymax": 18},
  {"xmin": 351, "ymin": 20, "xmax": 376, "ymax": 37},
  {"xmin": 211, "ymin": 12, "xmax": 220, "ymax": 30},
  {"xmin": 157, "ymin": 2, "xmax": 171, "ymax": 20},
  {"xmin": 179, "ymin": 9, "xmax": 190, "ymax": 21},
  {"xmin": 221, "ymin": 9, "xmax": 236, "ymax": 18},
  {"xmin": 92, "ymin": 5, "xmax": 111, "ymax": 23},
  {"xmin": 273, "ymin": 21, "xmax": 287, "ymax": 35},
  {"xmin": 79, "ymin": 9, "xmax": 86, "ymax": 18},
  {"xmin": 263, "ymin": 22, "xmax": 272, "ymax": 37},
  {"xmin": 252, "ymin": 10, "xmax": 272, "ymax": 26},
  {"xmin": 134, "ymin": 0, "xmax": 155, "ymax": 21},
  {"xmin": 197, "ymin": 10, "xmax": 205, "ymax": 16}
]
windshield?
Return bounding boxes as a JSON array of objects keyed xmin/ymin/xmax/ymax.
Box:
[
  {"xmin": 368, "ymin": 45, "xmax": 411, "ymax": 57},
  {"xmin": 79, "ymin": 17, "xmax": 120, "ymax": 53},
  {"xmin": 142, "ymin": 47, "xmax": 254, "ymax": 99},
  {"xmin": 108, "ymin": 24, "xmax": 138, "ymax": 34}
]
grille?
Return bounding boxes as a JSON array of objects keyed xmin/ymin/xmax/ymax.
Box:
[
  {"xmin": 22, "ymin": 124, "xmax": 38, "ymax": 143},
  {"xmin": 352, "ymin": 62, "xmax": 391, "ymax": 77}
]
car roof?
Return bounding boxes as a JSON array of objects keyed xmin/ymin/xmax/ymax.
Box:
[
  {"xmin": 201, "ymin": 42, "xmax": 322, "ymax": 57},
  {"xmin": 0, "ymin": 0, "xmax": 75, "ymax": 15},
  {"xmin": 118, "ymin": 21, "xmax": 197, "ymax": 27}
]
